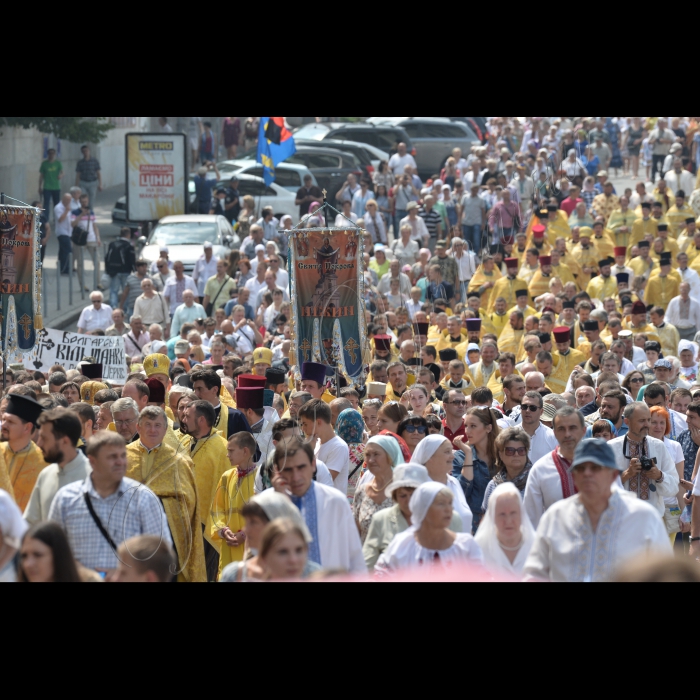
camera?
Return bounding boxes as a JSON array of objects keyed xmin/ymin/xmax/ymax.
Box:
[{"xmin": 640, "ymin": 456, "xmax": 657, "ymax": 472}]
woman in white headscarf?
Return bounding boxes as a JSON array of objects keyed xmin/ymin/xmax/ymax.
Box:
[
  {"xmin": 413, "ymin": 435, "xmax": 473, "ymax": 534},
  {"xmin": 375, "ymin": 482, "xmax": 483, "ymax": 576},
  {"xmin": 474, "ymin": 483, "xmax": 535, "ymax": 576},
  {"xmin": 219, "ymin": 491, "xmax": 317, "ymax": 583},
  {"xmin": 677, "ymin": 340, "xmax": 699, "ymax": 384},
  {"xmin": 353, "ymin": 436, "xmax": 405, "ymax": 544},
  {"xmin": 0, "ymin": 490, "xmax": 28, "ymax": 583}
]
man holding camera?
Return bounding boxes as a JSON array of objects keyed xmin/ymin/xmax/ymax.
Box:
[{"xmin": 609, "ymin": 403, "xmax": 679, "ymax": 519}]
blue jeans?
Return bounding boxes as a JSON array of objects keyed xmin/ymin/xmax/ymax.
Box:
[
  {"xmin": 109, "ymin": 273, "xmax": 130, "ymax": 308},
  {"xmin": 462, "ymin": 224, "xmax": 482, "ymax": 254},
  {"xmin": 43, "ymin": 190, "xmax": 60, "ymax": 219},
  {"xmin": 57, "ymin": 235, "xmax": 72, "ymax": 275}
]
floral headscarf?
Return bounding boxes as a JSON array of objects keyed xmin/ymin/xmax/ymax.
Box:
[{"xmin": 337, "ymin": 409, "xmax": 365, "ymax": 446}]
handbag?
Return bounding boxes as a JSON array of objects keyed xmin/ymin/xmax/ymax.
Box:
[
  {"xmin": 205, "ymin": 275, "xmax": 230, "ymax": 316},
  {"xmin": 71, "ymin": 209, "xmax": 90, "ymax": 246}
]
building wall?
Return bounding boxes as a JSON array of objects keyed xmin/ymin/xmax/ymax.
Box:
[{"xmin": 0, "ymin": 117, "xmax": 149, "ymax": 206}]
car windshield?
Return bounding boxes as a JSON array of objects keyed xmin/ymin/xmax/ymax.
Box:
[{"xmin": 151, "ymin": 222, "xmax": 218, "ymax": 246}]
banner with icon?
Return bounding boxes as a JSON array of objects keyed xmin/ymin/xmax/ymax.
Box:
[
  {"xmin": 0, "ymin": 205, "xmax": 42, "ymax": 356},
  {"xmin": 289, "ymin": 228, "xmax": 369, "ymax": 386}
]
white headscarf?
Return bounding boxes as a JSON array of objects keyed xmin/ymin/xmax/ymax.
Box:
[
  {"xmin": 678, "ymin": 340, "xmax": 699, "ymax": 362},
  {"xmin": 408, "ymin": 482, "xmax": 453, "ymax": 532},
  {"xmin": 474, "ymin": 483, "xmax": 535, "ymax": 576},
  {"xmin": 412, "ymin": 435, "xmax": 451, "ymax": 466}
]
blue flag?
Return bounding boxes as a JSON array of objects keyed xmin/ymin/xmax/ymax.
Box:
[{"xmin": 256, "ymin": 117, "xmax": 296, "ymax": 186}]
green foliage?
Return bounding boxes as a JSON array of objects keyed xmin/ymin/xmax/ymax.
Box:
[{"xmin": 0, "ymin": 117, "xmax": 114, "ymax": 142}]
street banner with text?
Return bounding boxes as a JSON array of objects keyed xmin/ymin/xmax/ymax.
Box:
[
  {"xmin": 29, "ymin": 329, "xmax": 127, "ymax": 384},
  {"xmin": 290, "ymin": 229, "xmax": 368, "ymax": 386},
  {"xmin": 0, "ymin": 205, "xmax": 40, "ymax": 355},
  {"xmin": 126, "ymin": 132, "xmax": 188, "ymax": 221}
]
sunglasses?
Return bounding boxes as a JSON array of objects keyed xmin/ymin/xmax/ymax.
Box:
[
  {"xmin": 404, "ymin": 425, "xmax": 427, "ymax": 435},
  {"xmin": 504, "ymin": 447, "xmax": 527, "ymax": 457},
  {"xmin": 572, "ymin": 464, "xmax": 604, "ymax": 474},
  {"xmin": 521, "ymin": 404, "xmax": 541, "ymax": 413},
  {"xmin": 449, "ymin": 400, "xmax": 467, "ymax": 407},
  {"xmin": 629, "ymin": 377, "xmax": 644, "ymax": 383}
]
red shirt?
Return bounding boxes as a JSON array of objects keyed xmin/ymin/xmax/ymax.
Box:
[
  {"xmin": 442, "ymin": 419, "xmax": 467, "ymax": 446},
  {"xmin": 561, "ymin": 197, "xmax": 583, "ymax": 217}
]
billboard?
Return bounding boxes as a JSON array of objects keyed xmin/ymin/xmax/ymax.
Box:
[
  {"xmin": 0, "ymin": 206, "xmax": 40, "ymax": 355},
  {"xmin": 126, "ymin": 132, "xmax": 188, "ymax": 222},
  {"xmin": 289, "ymin": 228, "xmax": 369, "ymax": 386}
]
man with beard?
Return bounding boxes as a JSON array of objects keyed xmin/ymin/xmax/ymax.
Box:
[
  {"xmin": 587, "ymin": 257, "xmax": 618, "ymax": 302},
  {"xmin": 549, "ymin": 249, "xmax": 576, "ymax": 289},
  {"xmin": 597, "ymin": 390, "xmax": 628, "ymax": 437},
  {"xmin": 456, "ymin": 319, "xmax": 482, "ymax": 359},
  {"xmin": 612, "ymin": 247, "xmax": 635, "ymax": 290},
  {"xmin": 470, "ymin": 342, "xmax": 499, "ymax": 388},
  {"xmin": 0, "ymin": 394, "xmax": 48, "ymax": 512},
  {"xmin": 629, "ymin": 240, "xmax": 655, "ymax": 282},
  {"xmin": 552, "ymin": 327, "xmax": 585, "ymax": 376},
  {"xmin": 518, "ymin": 248, "xmax": 541, "ymax": 285},
  {"xmin": 498, "ymin": 310, "xmax": 525, "ymax": 357},
  {"xmin": 489, "ymin": 257, "xmax": 528, "ymax": 311},
  {"xmin": 26, "ymin": 409, "xmax": 90, "ymax": 525},
  {"xmin": 482, "ymin": 297, "xmax": 510, "ymax": 339},
  {"xmin": 180, "ymin": 399, "xmax": 230, "ymax": 581}
]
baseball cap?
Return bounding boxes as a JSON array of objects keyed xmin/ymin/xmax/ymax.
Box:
[
  {"xmin": 570, "ymin": 439, "xmax": 622, "ymax": 473},
  {"xmin": 654, "ymin": 359, "xmax": 672, "ymax": 370}
]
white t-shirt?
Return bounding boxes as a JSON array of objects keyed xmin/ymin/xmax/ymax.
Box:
[
  {"xmin": 664, "ymin": 438, "xmax": 684, "ymax": 507},
  {"xmin": 316, "ymin": 436, "xmax": 350, "ymax": 496},
  {"xmin": 388, "ymin": 153, "xmax": 417, "ymax": 176}
]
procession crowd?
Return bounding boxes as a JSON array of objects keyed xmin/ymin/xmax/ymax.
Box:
[{"xmin": 2, "ymin": 117, "xmax": 700, "ymax": 583}]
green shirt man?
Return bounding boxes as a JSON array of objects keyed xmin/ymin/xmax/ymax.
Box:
[{"xmin": 39, "ymin": 151, "xmax": 64, "ymax": 192}]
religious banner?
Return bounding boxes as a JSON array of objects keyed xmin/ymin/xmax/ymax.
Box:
[
  {"xmin": 0, "ymin": 205, "xmax": 42, "ymax": 356},
  {"xmin": 126, "ymin": 132, "xmax": 188, "ymax": 221},
  {"xmin": 290, "ymin": 228, "xmax": 369, "ymax": 386},
  {"xmin": 28, "ymin": 329, "xmax": 127, "ymax": 384}
]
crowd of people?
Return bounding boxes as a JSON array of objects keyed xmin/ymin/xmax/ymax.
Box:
[{"xmin": 6, "ymin": 116, "xmax": 700, "ymax": 583}]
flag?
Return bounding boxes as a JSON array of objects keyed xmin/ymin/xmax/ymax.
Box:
[{"xmin": 257, "ymin": 117, "xmax": 296, "ymax": 186}]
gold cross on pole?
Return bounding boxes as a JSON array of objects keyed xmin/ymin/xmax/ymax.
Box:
[
  {"xmin": 344, "ymin": 338, "xmax": 359, "ymax": 365},
  {"xmin": 300, "ymin": 339, "xmax": 312, "ymax": 362},
  {"xmin": 322, "ymin": 189, "xmax": 327, "ymax": 200},
  {"xmin": 19, "ymin": 314, "xmax": 32, "ymax": 340}
]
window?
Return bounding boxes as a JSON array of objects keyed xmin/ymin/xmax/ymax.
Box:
[
  {"xmin": 403, "ymin": 123, "xmax": 423, "ymax": 139},
  {"xmin": 238, "ymin": 181, "xmax": 276, "ymax": 197},
  {"xmin": 375, "ymin": 130, "xmax": 405, "ymax": 151},
  {"xmin": 421, "ymin": 123, "xmax": 461, "ymax": 139},
  {"xmin": 305, "ymin": 153, "xmax": 341, "ymax": 169},
  {"xmin": 274, "ymin": 169, "xmax": 303, "ymax": 189},
  {"xmin": 286, "ymin": 154, "xmax": 308, "ymax": 166}
]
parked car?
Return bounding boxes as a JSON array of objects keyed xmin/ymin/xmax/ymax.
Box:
[
  {"xmin": 139, "ymin": 215, "xmax": 237, "ymax": 276},
  {"xmin": 283, "ymin": 146, "xmax": 363, "ymax": 201},
  {"xmin": 448, "ymin": 117, "xmax": 489, "ymax": 142},
  {"xmin": 295, "ymin": 138, "xmax": 389, "ymax": 178},
  {"xmin": 216, "ymin": 161, "xmax": 315, "ymax": 192},
  {"xmin": 212, "ymin": 173, "xmax": 298, "ymax": 221},
  {"xmin": 368, "ymin": 117, "xmax": 480, "ymax": 178},
  {"xmin": 292, "ymin": 122, "xmax": 414, "ymax": 158}
]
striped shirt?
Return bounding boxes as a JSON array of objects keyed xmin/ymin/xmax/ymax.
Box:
[
  {"xmin": 418, "ymin": 206, "xmax": 442, "ymax": 238},
  {"xmin": 49, "ymin": 475, "xmax": 172, "ymax": 572}
]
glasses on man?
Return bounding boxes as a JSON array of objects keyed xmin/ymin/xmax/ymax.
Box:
[
  {"xmin": 504, "ymin": 447, "xmax": 528, "ymax": 457},
  {"xmin": 572, "ymin": 463, "xmax": 604, "ymax": 474},
  {"xmin": 114, "ymin": 418, "xmax": 138, "ymax": 428},
  {"xmin": 404, "ymin": 425, "xmax": 427, "ymax": 435},
  {"xmin": 449, "ymin": 400, "xmax": 467, "ymax": 407},
  {"xmin": 521, "ymin": 404, "xmax": 541, "ymax": 413}
]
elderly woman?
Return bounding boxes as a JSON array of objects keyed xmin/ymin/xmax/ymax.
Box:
[
  {"xmin": 413, "ymin": 436, "xmax": 473, "ymax": 534},
  {"xmin": 362, "ymin": 464, "xmax": 464, "ymax": 571},
  {"xmin": 568, "ymin": 201, "xmax": 594, "ymax": 228},
  {"xmin": 474, "ymin": 483, "xmax": 535, "ymax": 576},
  {"xmin": 375, "ymin": 482, "xmax": 483, "ymax": 575},
  {"xmin": 337, "ymin": 409, "xmax": 367, "ymax": 506},
  {"xmin": 678, "ymin": 341, "xmax": 699, "ymax": 384},
  {"xmin": 364, "ymin": 199, "xmax": 387, "ymax": 246},
  {"xmin": 353, "ymin": 435, "xmax": 405, "ymax": 544},
  {"xmin": 220, "ymin": 491, "xmax": 315, "ymax": 583},
  {"xmin": 649, "ymin": 406, "xmax": 685, "ymax": 543},
  {"xmin": 397, "ymin": 416, "xmax": 428, "ymax": 457},
  {"xmin": 481, "ymin": 427, "xmax": 532, "ymax": 513}
]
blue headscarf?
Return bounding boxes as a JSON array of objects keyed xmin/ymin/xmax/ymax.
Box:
[
  {"xmin": 366, "ymin": 435, "xmax": 406, "ymax": 470},
  {"xmin": 336, "ymin": 409, "xmax": 365, "ymax": 446}
]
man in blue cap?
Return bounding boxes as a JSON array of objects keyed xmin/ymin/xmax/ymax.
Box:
[{"xmin": 524, "ymin": 437, "xmax": 671, "ymax": 582}]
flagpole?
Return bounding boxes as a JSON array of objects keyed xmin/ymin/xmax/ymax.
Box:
[{"xmin": 322, "ymin": 187, "xmax": 342, "ymax": 398}]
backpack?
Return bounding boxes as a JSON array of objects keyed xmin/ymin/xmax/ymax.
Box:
[{"xmin": 105, "ymin": 239, "xmax": 134, "ymax": 275}]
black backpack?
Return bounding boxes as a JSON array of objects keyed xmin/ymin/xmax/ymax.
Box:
[{"xmin": 105, "ymin": 239, "xmax": 135, "ymax": 275}]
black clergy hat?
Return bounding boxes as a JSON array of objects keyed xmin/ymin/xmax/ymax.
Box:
[
  {"xmin": 80, "ymin": 363, "xmax": 103, "ymax": 380},
  {"xmin": 538, "ymin": 333, "xmax": 552, "ymax": 344},
  {"xmin": 265, "ymin": 368, "xmax": 287, "ymax": 385},
  {"xmin": 4, "ymin": 394, "xmax": 44, "ymax": 427},
  {"xmin": 439, "ymin": 349, "xmax": 458, "ymax": 362},
  {"xmin": 583, "ymin": 320, "xmax": 600, "ymax": 332},
  {"xmin": 563, "ymin": 300, "xmax": 576, "ymax": 309},
  {"xmin": 515, "ymin": 289, "xmax": 529, "ymax": 299}
]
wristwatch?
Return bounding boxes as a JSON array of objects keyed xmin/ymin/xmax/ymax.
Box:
[{"xmin": 690, "ymin": 538, "xmax": 700, "ymax": 543}]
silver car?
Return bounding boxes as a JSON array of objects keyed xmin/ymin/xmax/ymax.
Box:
[{"xmin": 367, "ymin": 117, "xmax": 480, "ymax": 177}]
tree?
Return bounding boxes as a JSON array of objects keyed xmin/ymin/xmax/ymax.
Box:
[{"xmin": 0, "ymin": 117, "xmax": 114, "ymax": 142}]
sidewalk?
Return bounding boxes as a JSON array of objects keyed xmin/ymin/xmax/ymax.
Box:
[{"xmin": 40, "ymin": 185, "xmax": 127, "ymax": 330}]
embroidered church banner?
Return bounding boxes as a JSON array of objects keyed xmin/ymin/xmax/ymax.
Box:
[
  {"xmin": 0, "ymin": 206, "xmax": 40, "ymax": 354},
  {"xmin": 289, "ymin": 229, "xmax": 369, "ymax": 386}
]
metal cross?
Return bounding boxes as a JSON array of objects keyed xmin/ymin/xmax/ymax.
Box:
[
  {"xmin": 322, "ymin": 189, "xmax": 327, "ymax": 200},
  {"xmin": 19, "ymin": 314, "xmax": 32, "ymax": 340}
]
